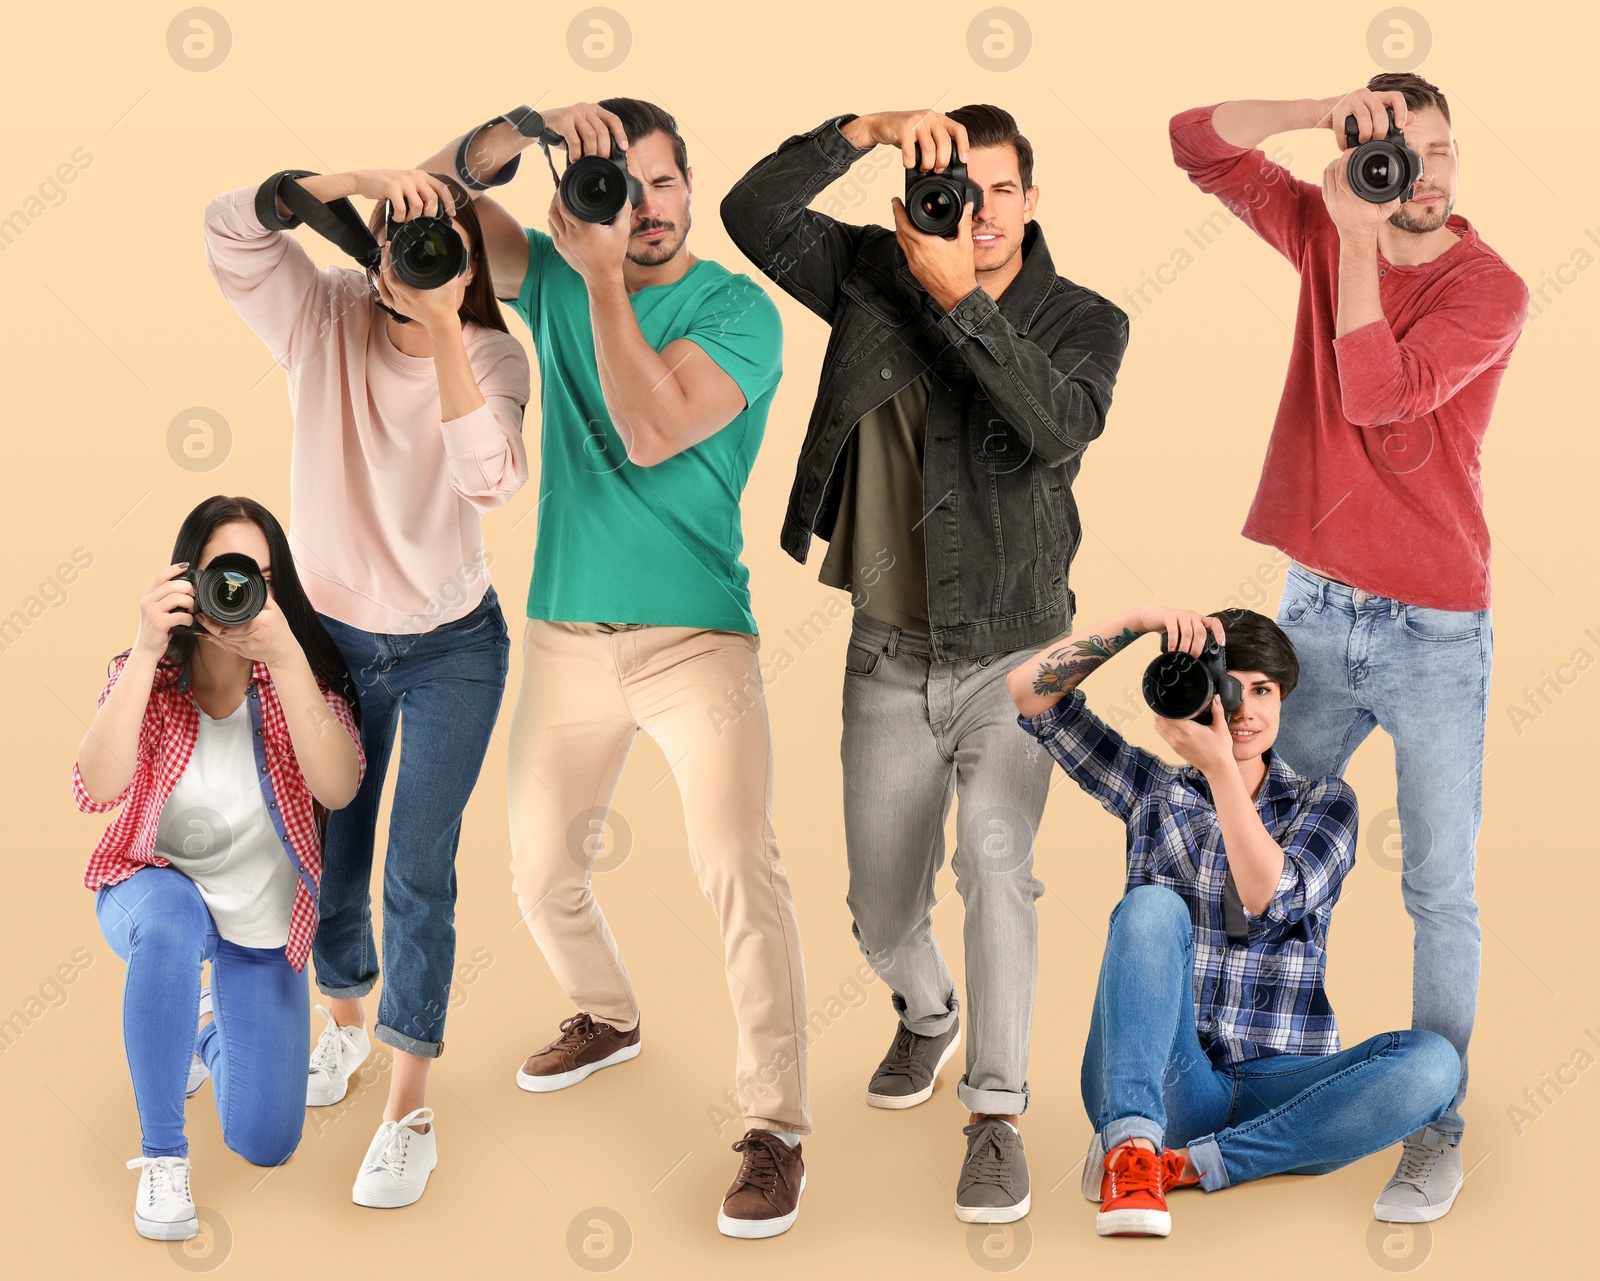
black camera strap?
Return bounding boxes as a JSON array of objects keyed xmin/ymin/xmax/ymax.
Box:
[{"xmin": 255, "ymin": 170, "xmax": 413, "ymax": 323}]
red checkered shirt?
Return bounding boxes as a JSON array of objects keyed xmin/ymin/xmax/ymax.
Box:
[{"xmin": 73, "ymin": 653, "xmax": 365, "ymax": 971}]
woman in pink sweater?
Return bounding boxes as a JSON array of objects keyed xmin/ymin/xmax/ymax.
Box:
[{"xmin": 203, "ymin": 168, "xmax": 530, "ymax": 1209}]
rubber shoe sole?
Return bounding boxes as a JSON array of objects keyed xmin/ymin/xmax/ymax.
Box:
[
  {"xmin": 865, "ymin": 1032, "xmax": 962, "ymax": 1109},
  {"xmin": 1081, "ymin": 1131, "xmax": 1106, "ymax": 1202},
  {"xmin": 717, "ymin": 1171, "xmax": 806, "ymax": 1239},
  {"xmin": 954, "ymin": 1189, "xmax": 1030, "ymax": 1224},
  {"xmin": 515, "ymin": 1041, "xmax": 641, "ymax": 1093},
  {"xmin": 134, "ymin": 1209, "xmax": 199, "ymax": 1241},
  {"xmin": 1097, "ymin": 1205, "xmax": 1171, "ymax": 1237},
  {"xmin": 1373, "ymin": 1180, "xmax": 1461, "ymax": 1223}
]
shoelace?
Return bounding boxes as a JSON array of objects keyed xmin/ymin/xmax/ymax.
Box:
[
  {"xmin": 308, "ymin": 1006, "xmax": 346, "ymax": 1078},
  {"xmin": 1393, "ymin": 1139, "xmax": 1443, "ymax": 1188},
  {"xmin": 962, "ymin": 1123, "xmax": 1015, "ymax": 1189},
  {"xmin": 1161, "ymin": 1149, "xmax": 1198, "ymax": 1190},
  {"xmin": 729, "ymin": 1133, "xmax": 787, "ymax": 1196},
  {"xmin": 551, "ymin": 1013, "xmax": 603, "ymax": 1053},
  {"xmin": 361, "ymin": 1107, "xmax": 434, "ymax": 1178},
  {"xmin": 879, "ymin": 1025, "xmax": 923, "ymax": 1080},
  {"xmin": 1105, "ymin": 1144, "xmax": 1165, "ymax": 1201},
  {"xmin": 126, "ymin": 1155, "xmax": 191, "ymax": 1205}
]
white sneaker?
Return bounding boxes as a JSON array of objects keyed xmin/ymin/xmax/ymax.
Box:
[
  {"xmin": 127, "ymin": 1155, "xmax": 198, "ymax": 1240},
  {"xmin": 188, "ymin": 987, "xmax": 213, "ymax": 1097},
  {"xmin": 352, "ymin": 1107, "xmax": 438, "ymax": 1208},
  {"xmin": 1374, "ymin": 1127, "xmax": 1464, "ymax": 1222},
  {"xmin": 307, "ymin": 1005, "xmax": 371, "ymax": 1106}
]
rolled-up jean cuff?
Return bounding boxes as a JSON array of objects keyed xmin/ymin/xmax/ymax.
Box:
[
  {"xmin": 1103, "ymin": 1115, "xmax": 1164, "ymax": 1152},
  {"xmin": 957, "ymin": 1076, "xmax": 1029, "ymax": 1116},
  {"xmin": 893, "ymin": 993, "xmax": 959, "ymax": 1039},
  {"xmin": 315, "ymin": 976, "xmax": 377, "ymax": 1000},
  {"xmin": 373, "ymin": 1022, "xmax": 443, "ymax": 1059},
  {"xmin": 1186, "ymin": 1134, "xmax": 1229, "ymax": 1191}
]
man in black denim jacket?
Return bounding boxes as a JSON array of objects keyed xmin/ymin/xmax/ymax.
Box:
[{"xmin": 722, "ymin": 106, "xmax": 1128, "ymax": 1224}]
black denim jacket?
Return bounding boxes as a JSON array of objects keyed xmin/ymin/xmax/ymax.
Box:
[{"xmin": 721, "ymin": 115, "xmax": 1130, "ymax": 660}]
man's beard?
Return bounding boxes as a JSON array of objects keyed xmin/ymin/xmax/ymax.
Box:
[
  {"xmin": 1389, "ymin": 192, "xmax": 1455, "ymax": 234},
  {"xmin": 627, "ymin": 206, "xmax": 692, "ymax": 266}
]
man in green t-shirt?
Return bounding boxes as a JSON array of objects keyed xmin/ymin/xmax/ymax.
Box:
[{"xmin": 419, "ymin": 99, "xmax": 809, "ymax": 1239}]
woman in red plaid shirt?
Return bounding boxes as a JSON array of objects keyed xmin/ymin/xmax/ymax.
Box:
[{"xmin": 73, "ymin": 496, "xmax": 364, "ymax": 1243}]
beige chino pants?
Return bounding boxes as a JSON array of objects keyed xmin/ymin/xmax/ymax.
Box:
[{"xmin": 507, "ymin": 620, "xmax": 810, "ymax": 1134}]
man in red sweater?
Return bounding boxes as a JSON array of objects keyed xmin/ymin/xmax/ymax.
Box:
[{"xmin": 1170, "ymin": 73, "xmax": 1528, "ymax": 1224}]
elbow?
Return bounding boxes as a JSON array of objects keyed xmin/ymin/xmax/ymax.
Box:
[
  {"xmin": 623, "ymin": 419, "xmax": 681, "ymax": 468},
  {"xmin": 1337, "ymin": 386, "xmax": 1399, "ymax": 428}
]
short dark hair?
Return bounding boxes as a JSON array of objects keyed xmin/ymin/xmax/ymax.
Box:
[
  {"xmin": 1366, "ymin": 72, "xmax": 1451, "ymax": 126},
  {"xmin": 600, "ymin": 97, "xmax": 689, "ymax": 178},
  {"xmin": 948, "ymin": 103, "xmax": 1034, "ymax": 189},
  {"xmin": 1212, "ymin": 608, "xmax": 1300, "ymax": 699}
]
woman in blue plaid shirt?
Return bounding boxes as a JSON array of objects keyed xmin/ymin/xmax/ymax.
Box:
[{"xmin": 1008, "ymin": 604, "xmax": 1459, "ymax": 1239}]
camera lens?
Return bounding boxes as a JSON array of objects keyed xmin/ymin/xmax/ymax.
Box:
[
  {"xmin": 1360, "ymin": 153, "xmax": 1393, "ymax": 188},
  {"xmin": 562, "ymin": 156, "xmax": 632, "ymax": 224},
  {"xmin": 388, "ymin": 215, "xmax": 468, "ymax": 290},
  {"xmin": 906, "ymin": 174, "xmax": 963, "ymax": 236},
  {"xmin": 1142, "ymin": 652, "xmax": 1213, "ymax": 721},
  {"xmin": 196, "ymin": 553, "xmax": 268, "ymax": 627}
]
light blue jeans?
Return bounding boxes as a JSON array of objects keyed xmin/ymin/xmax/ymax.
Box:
[
  {"xmin": 1272, "ymin": 564, "xmax": 1491, "ymax": 1139},
  {"xmin": 96, "ymin": 867, "xmax": 308, "ymax": 1162},
  {"xmin": 1083, "ymin": 886, "xmax": 1459, "ymax": 1189}
]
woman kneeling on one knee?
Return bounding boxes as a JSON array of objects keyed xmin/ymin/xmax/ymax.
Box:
[
  {"xmin": 1007, "ymin": 603, "xmax": 1460, "ymax": 1239},
  {"xmin": 73, "ymin": 496, "xmax": 364, "ymax": 1242}
]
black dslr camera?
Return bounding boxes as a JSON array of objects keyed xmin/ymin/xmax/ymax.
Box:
[
  {"xmin": 905, "ymin": 142, "xmax": 985, "ymax": 238},
  {"xmin": 1345, "ymin": 106, "xmax": 1424, "ymax": 204},
  {"xmin": 537, "ymin": 136, "xmax": 644, "ymax": 226},
  {"xmin": 1142, "ymin": 635, "xmax": 1243, "ymax": 725},
  {"xmin": 383, "ymin": 200, "xmax": 469, "ymax": 290},
  {"xmin": 178, "ymin": 554, "xmax": 268, "ymax": 632}
]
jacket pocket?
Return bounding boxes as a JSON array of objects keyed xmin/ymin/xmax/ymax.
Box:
[{"xmin": 834, "ymin": 271, "xmax": 907, "ymax": 367}]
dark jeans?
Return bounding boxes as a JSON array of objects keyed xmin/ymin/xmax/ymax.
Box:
[
  {"xmin": 313, "ymin": 586, "xmax": 510, "ymax": 1057},
  {"xmin": 1082, "ymin": 886, "xmax": 1459, "ymax": 1189}
]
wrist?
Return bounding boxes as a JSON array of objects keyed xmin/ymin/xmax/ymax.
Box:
[
  {"xmin": 838, "ymin": 114, "xmax": 876, "ymax": 149},
  {"xmin": 265, "ymin": 643, "xmax": 310, "ymax": 679}
]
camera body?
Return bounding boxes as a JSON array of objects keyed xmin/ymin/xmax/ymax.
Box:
[
  {"xmin": 383, "ymin": 201, "xmax": 469, "ymax": 290},
  {"xmin": 905, "ymin": 142, "xmax": 985, "ymax": 238},
  {"xmin": 1344, "ymin": 106, "xmax": 1424, "ymax": 205},
  {"xmin": 1142, "ymin": 635, "xmax": 1244, "ymax": 726},
  {"xmin": 560, "ymin": 152, "xmax": 644, "ymax": 226},
  {"xmin": 177, "ymin": 553, "xmax": 269, "ymax": 633}
]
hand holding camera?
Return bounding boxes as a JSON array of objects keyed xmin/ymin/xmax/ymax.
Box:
[{"xmin": 1136, "ymin": 607, "xmax": 1242, "ymax": 727}]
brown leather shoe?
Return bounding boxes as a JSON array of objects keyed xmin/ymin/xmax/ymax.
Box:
[
  {"xmin": 717, "ymin": 1130, "xmax": 805, "ymax": 1239},
  {"xmin": 514, "ymin": 1013, "xmax": 640, "ymax": 1092}
]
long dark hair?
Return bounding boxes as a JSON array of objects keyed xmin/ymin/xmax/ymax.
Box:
[
  {"xmin": 365, "ymin": 173, "xmax": 508, "ymax": 333},
  {"xmin": 113, "ymin": 496, "xmax": 362, "ymax": 843}
]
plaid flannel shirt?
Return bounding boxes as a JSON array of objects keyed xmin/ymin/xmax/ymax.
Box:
[
  {"xmin": 73, "ymin": 654, "xmax": 365, "ymax": 972},
  {"xmin": 1020, "ymin": 689, "xmax": 1358, "ymax": 1064}
]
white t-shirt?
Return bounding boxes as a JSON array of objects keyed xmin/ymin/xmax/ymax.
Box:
[{"xmin": 153, "ymin": 699, "xmax": 299, "ymax": 948}]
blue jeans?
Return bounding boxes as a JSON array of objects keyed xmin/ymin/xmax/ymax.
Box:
[
  {"xmin": 1082, "ymin": 887, "xmax": 1458, "ymax": 1189},
  {"xmin": 1272, "ymin": 564, "xmax": 1491, "ymax": 1139},
  {"xmin": 313, "ymin": 586, "xmax": 510, "ymax": 1057},
  {"xmin": 96, "ymin": 867, "xmax": 308, "ymax": 1162}
]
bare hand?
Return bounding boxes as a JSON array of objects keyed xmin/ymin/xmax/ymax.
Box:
[
  {"xmin": 1321, "ymin": 154, "xmax": 1397, "ymax": 238},
  {"xmin": 345, "ymin": 168, "xmax": 457, "ymax": 220},
  {"xmin": 195, "ymin": 595, "xmax": 301, "ymax": 669},
  {"xmin": 1153, "ymin": 696, "xmax": 1236, "ymax": 774},
  {"xmin": 541, "ymin": 102, "xmax": 631, "ymax": 158},
  {"xmin": 1318, "ymin": 89, "xmax": 1411, "ymax": 152},
  {"xmin": 547, "ymin": 189, "xmax": 630, "ymax": 284},
  {"xmin": 1133, "ymin": 606, "xmax": 1226, "ymax": 655},
  {"xmin": 891, "ymin": 196, "xmax": 978, "ymax": 311},
  {"xmin": 134, "ymin": 563, "xmax": 194, "ymax": 657},
  {"xmin": 846, "ymin": 110, "xmax": 971, "ymax": 170},
  {"xmin": 372, "ymin": 240, "xmax": 468, "ymax": 330}
]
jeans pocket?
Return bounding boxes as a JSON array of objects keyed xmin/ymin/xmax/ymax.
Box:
[
  {"xmin": 1277, "ymin": 594, "xmax": 1312, "ymax": 627},
  {"xmin": 1400, "ymin": 605, "xmax": 1483, "ymax": 643},
  {"xmin": 844, "ymin": 640, "xmax": 881, "ymax": 676}
]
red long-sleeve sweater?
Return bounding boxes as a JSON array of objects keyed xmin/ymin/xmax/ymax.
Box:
[{"xmin": 1170, "ymin": 104, "xmax": 1529, "ymax": 611}]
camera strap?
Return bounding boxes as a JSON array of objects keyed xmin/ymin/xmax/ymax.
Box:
[{"xmin": 255, "ymin": 171, "xmax": 412, "ymax": 324}]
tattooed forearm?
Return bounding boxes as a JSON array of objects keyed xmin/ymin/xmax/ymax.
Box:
[{"xmin": 1030, "ymin": 628, "xmax": 1139, "ymax": 696}]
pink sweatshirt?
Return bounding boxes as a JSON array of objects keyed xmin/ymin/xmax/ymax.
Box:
[{"xmin": 202, "ymin": 184, "xmax": 530, "ymax": 633}]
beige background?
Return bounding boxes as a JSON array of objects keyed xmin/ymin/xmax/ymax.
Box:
[{"xmin": 2, "ymin": 1, "xmax": 1595, "ymax": 1276}]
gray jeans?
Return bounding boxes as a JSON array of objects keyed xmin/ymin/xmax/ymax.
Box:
[{"xmin": 841, "ymin": 611, "xmax": 1054, "ymax": 1115}]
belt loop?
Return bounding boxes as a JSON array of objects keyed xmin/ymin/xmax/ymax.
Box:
[
  {"xmin": 886, "ymin": 626, "xmax": 900, "ymax": 659},
  {"xmin": 1390, "ymin": 598, "xmax": 1401, "ymax": 618}
]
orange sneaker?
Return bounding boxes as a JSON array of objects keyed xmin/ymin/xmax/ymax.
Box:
[
  {"xmin": 1162, "ymin": 1148, "xmax": 1202, "ymax": 1191},
  {"xmin": 1096, "ymin": 1141, "xmax": 1174, "ymax": 1237}
]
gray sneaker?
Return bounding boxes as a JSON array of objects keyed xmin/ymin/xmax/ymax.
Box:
[
  {"xmin": 955, "ymin": 1118, "xmax": 1030, "ymax": 1223},
  {"xmin": 1374, "ymin": 1127, "xmax": 1463, "ymax": 1222},
  {"xmin": 865, "ymin": 1019, "xmax": 961, "ymax": 1109}
]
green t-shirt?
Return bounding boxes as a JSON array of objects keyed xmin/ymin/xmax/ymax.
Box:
[{"xmin": 505, "ymin": 227, "xmax": 783, "ymax": 633}]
